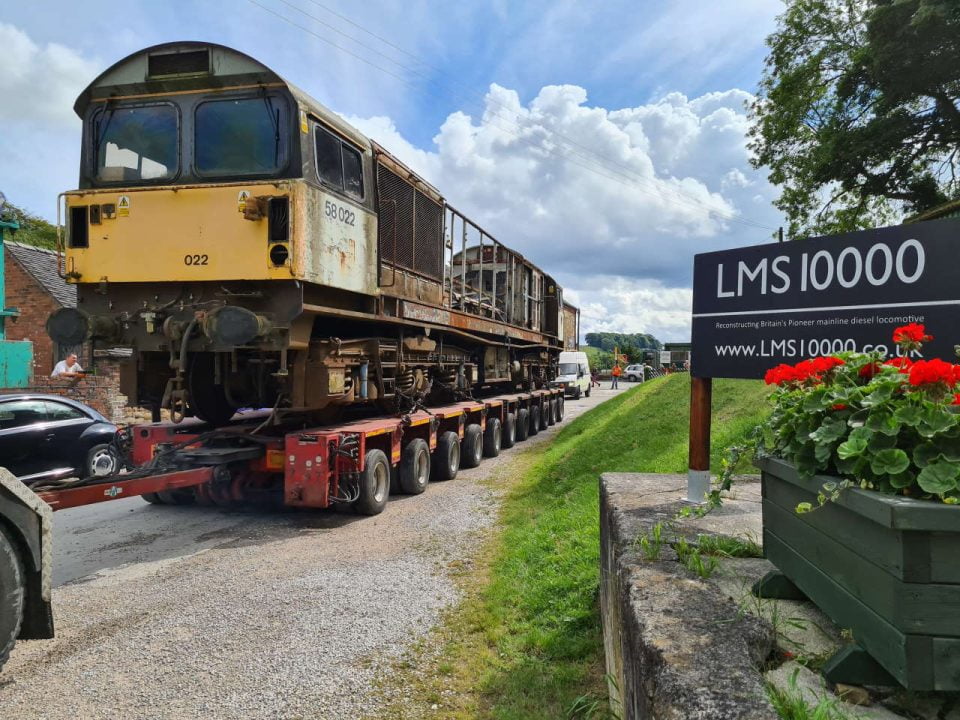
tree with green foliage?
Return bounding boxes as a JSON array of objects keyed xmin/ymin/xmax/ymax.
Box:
[
  {"xmin": 584, "ymin": 332, "xmax": 661, "ymax": 352},
  {"xmin": 0, "ymin": 202, "xmax": 58, "ymax": 250},
  {"xmin": 750, "ymin": 0, "xmax": 960, "ymax": 238}
]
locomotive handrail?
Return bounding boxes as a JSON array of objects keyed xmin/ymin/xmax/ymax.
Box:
[{"xmin": 55, "ymin": 192, "xmax": 66, "ymax": 279}]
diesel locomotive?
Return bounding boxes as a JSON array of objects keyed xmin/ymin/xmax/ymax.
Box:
[{"xmin": 47, "ymin": 42, "xmax": 576, "ymax": 424}]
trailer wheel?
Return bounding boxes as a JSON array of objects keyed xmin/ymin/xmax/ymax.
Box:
[
  {"xmin": 433, "ymin": 431, "xmax": 460, "ymax": 481},
  {"xmin": 0, "ymin": 524, "xmax": 25, "ymax": 671},
  {"xmin": 399, "ymin": 439, "xmax": 431, "ymax": 495},
  {"xmin": 141, "ymin": 492, "xmax": 165, "ymax": 505},
  {"xmin": 157, "ymin": 489, "xmax": 195, "ymax": 505},
  {"xmin": 556, "ymin": 396, "xmax": 565, "ymax": 421},
  {"xmin": 540, "ymin": 403, "xmax": 550, "ymax": 431},
  {"xmin": 516, "ymin": 408, "xmax": 530, "ymax": 441},
  {"xmin": 483, "ymin": 418, "xmax": 502, "ymax": 458},
  {"xmin": 355, "ymin": 449, "xmax": 391, "ymax": 516},
  {"xmin": 546, "ymin": 399, "xmax": 556, "ymax": 426},
  {"xmin": 461, "ymin": 424, "xmax": 483, "ymax": 468},
  {"xmin": 501, "ymin": 413, "xmax": 517, "ymax": 449},
  {"xmin": 529, "ymin": 406, "xmax": 541, "ymax": 436}
]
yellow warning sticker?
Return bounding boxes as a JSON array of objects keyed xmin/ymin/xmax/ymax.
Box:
[
  {"xmin": 117, "ymin": 195, "xmax": 130, "ymax": 217},
  {"xmin": 299, "ymin": 110, "xmax": 308, "ymax": 134},
  {"xmin": 237, "ymin": 190, "xmax": 250, "ymax": 212}
]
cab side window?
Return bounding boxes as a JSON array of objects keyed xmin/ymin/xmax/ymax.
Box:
[{"xmin": 314, "ymin": 125, "xmax": 364, "ymax": 201}]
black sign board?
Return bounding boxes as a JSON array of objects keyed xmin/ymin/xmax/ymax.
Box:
[{"xmin": 691, "ymin": 217, "xmax": 960, "ymax": 379}]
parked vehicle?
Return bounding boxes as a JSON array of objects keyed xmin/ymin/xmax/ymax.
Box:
[
  {"xmin": 623, "ymin": 364, "xmax": 645, "ymax": 382},
  {"xmin": 554, "ymin": 351, "xmax": 591, "ymax": 399},
  {"xmin": 0, "ymin": 394, "xmax": 122, "ymax": 484}
]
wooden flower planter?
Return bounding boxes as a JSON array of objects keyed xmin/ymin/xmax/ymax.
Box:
[{"xmin": 756, "ymin": 456, "xmax": 960, "ymax": 691}]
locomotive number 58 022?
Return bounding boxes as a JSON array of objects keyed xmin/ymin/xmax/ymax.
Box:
[{"xmin": 324, "ymin": 200, "xmax": 356, "ymax": 227}]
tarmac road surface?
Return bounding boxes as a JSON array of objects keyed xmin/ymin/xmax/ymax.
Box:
[{"xmin": 0, "ymin": 384, "xmax": 624, "ymax": 720}]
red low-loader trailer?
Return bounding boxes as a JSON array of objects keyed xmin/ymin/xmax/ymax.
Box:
[{"xmin": 0, "ymin": 389, "xmax": 564, "ymax": 669}]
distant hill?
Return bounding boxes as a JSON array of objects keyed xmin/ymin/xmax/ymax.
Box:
[{"xmin": 1, "ymin": 203, "xmax": 58, "ymax": 250}]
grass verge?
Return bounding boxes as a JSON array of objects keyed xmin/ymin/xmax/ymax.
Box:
[{"xmin": 376, "ymin": 374, "xmax": 772, "ymax": 719}]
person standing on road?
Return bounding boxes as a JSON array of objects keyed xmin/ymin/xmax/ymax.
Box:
[
  {"xmin": 611, "ymin": 364, "xmax": 621, "ymax": 389},
  {"xmin": 51, "ymin": 353, "xmax": 83, "ymax": 378}
]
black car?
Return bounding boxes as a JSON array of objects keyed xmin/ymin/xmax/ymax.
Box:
[{"xmin": 0, "ymin": 394, "xmax": 122, "ymax": 484}]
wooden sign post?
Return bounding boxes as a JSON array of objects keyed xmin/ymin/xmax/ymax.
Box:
[{"xmin": 687, "ymin": 376, "xmax": 712, "ymax": 503}]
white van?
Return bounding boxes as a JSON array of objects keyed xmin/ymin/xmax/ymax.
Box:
[{"xmin": 554, "ymin": 351, "xmax": 591, "ymax": 399}]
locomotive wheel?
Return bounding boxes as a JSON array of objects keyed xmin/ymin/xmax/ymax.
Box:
[
  {"xmin": 355, "ymin": 449, "xmax": 390, "ymax": 516},
  {"xmin": 516, "ymin": 408, "xmax": 530, "ymax": 441},
  {"xmin": 483, "ymin": 418, "xmax": 502, "ymax": 458},
  {"xmin": 399, "ymin": 439, "xmax": 431, "ymax": 495},
  {"xmin": 529, "ymin": 406, "xmax": 540, "ymax": 436},
  {"xmin": 432, "ymin": 431, "xmax": 460, "ymax": 481},
  {"xmin": 501, "ymin": 412, "xmax": 517, "ymax": 449},
  {"xmin": 187, "ymin": 354, "xmax": 236, "ymax": 426},
  {"xmin": 556, "ymin": 396, "xmax": 565, "ymax": 421},
  {"xmin": 461, "ymin": 424, "xmax": 483, "ymax": 468},
  {"xmin": 0, "ymin": 524, "xmax": 25, "ymax": 673}
]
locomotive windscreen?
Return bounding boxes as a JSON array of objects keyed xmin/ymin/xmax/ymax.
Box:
[{"xmin": 377, "ymin": 163, "xmax": 444, "ymax": 280}]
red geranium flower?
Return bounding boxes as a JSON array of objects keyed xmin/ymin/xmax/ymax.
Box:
[
  {"xmin": 832, "ymin": 403, "xmax": 848, "ymax": 411},
  {"xmin": 893, "ymin": 323, "xmax": 933, "ymax": 345},
  {"xmin": 908, "ymin": 358, "xmax": 957, "ymax": 387},
  {"xmin": 952, "ymin": 393, "xmax": 960, "ymax": 406},
  {"xmin": 859, "ymin": 362, "xmax": 881, "ymax": 378},
  {"xmin": 765, "ymin": 364, "xmax": 797, "ymax": 385},
  {"xmin": 884, "ymin": 357, "xmax": 913, "ymax": 373}
]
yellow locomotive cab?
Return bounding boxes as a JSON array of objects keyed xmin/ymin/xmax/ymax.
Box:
[{"xmin": 64, "ymin": 183, "xmax": 295, "ymax": 283}]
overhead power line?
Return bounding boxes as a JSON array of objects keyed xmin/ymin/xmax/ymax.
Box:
[{"xmin": 247, "ymin": 0, "xmax": 776, "ymax": 232}]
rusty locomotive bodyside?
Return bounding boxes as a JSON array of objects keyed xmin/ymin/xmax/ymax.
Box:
[{"xmin": 48, "ymin": 42, "xmax": 577, "ymax": 423}]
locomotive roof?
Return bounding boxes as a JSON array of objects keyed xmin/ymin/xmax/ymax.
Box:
[{"xmin": 73, "ymin": 41, "xmax": 369, "ymax": 151}]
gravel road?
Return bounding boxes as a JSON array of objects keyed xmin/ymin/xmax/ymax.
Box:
[{"xmin": 0, "ymin": 386, "xmax": 623, "ymax": 719}]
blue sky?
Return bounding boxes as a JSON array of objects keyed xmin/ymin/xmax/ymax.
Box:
[{"xmin": 1, "ymin": 1, "xmax": 785, "ymax": 341}]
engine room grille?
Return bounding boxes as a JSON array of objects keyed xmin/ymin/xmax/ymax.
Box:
[{"xmin": 377, "ymin": 163, "xmax": 444, "ymax": 280}]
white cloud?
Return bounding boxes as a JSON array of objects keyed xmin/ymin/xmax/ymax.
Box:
[{"xmin": 350, "ymin": 82, "xmax": 782, "ymax": 341}]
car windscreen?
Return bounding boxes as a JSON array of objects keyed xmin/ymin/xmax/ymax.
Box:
[
  {"xmin": 558, "ymin": 363, "xmax": 579, "ymax": 374},
  {"xmin": 95, "ymin": 104, "xmax": 178, "ymax": 183},
  {"xmin": 195, "ymin": 96, "xmax": 287, "ymax": 176}
]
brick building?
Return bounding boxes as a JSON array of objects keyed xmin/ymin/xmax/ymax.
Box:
[{"xmin": 4, "ymin": 241, "xmax": 79, "ymax": 378}]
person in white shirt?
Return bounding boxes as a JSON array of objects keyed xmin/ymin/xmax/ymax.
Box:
[{"xmin": 51, "ymin": 353, "xmax": 83, "ymax": 378}]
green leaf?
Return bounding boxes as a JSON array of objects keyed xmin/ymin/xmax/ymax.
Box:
[
  {"xmin": 837, "ymin": 434, "xmax": 868, "ymax": 459},
  {"xmin": 870, "ymin": 448, "xmax": 910, "ymax": 476},
  {"xmin": 810, "ymin": 416, "xmax": 847, "ymax": 445},
  {"xmin": 866, "ymin": 410, "xmax": 901, "ymax": 437},
  {"xmin": 917, "ymin": 461, "xmax": 960, "ymax": 495},
  {"xmin": 918, "ymin": 406, "xmax": 956, "ymax": 439},
  {"xmin": 802, "ymin": 388, "xmax": 830, "ymax": 412},
  {"xmin": 889, "ymin": 471, "xmax": 915, "ymax": 489},
  {"xmin": 893, "ymin": 404, "xmax": 924, "ymax": 427},
  {"xmin": 913, "ymin": 443, "xmax": 943, "ymax": 469},
  {"xmin": 861, "ymin": 384, "xmax": 895, "ymax": 408},
  {"xmin": 847, "ymin": 408, "xmax": 870, "ymax": 428}
]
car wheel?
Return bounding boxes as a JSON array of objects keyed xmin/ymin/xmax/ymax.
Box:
[
  {"xmin": 586, "ymin": 386, "xmax": 592, "ymax": 397},
  {"xmin": 516, "ymin": 408, "xmax": 530, "ymax": 441},
  {"xmin": 483, "ymin": 418, "xmax": 502, "ymax": 457},
  {"xmin": 461, "ymin": 424, "xmax": 483, "ymax": 468},
  {"xmin": 573, "ymin": 387, "xmax": 582, "ymax": 400},
  {"xmin": 501, "ymin": 412, "xmax": 517, "ymax": 449},
  {"xmin": 0, "ymin": 525, "xmax": 25, "ymax": 672},
  {"xmin": 354, "ymin": 449, "xmax": 391, "ymax": 516},
  {"xmin": 85, "ymin": 443, "xmax": 119, "ymax": 479},
  {"xmin": 432, "ymin": 431, "xmax": 460, "ymax": 481},
  {"xmin": 399, "ymin": 438, "xmax": 431, "ymax": 495}
]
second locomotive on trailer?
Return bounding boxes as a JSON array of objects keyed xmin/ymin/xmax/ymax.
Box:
[{"xmin": 47, "ymin": 42, "xmax": 576, "ymax": 423}]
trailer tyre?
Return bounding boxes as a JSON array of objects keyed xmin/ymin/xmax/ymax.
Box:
[
  {"xmin": 141, "ymin": 492, "xmax": 164, "ymax": 505},
  {"xmin": 461, "ymin": 424, "xmax": 483, "ymax": 468},
  {"xmin": 0, "ymin": 524, "xmax": 25, "ymax": 671},
  {"xmin": 501, "ymin": 413, "xmax": 517, "ymax": 449},
  {"xmin": 529, "ymin": 406, "xmax": 540, "ymax": 436},
  {"xmin": 399, "ymin": 439, "xmax": 431, "ymax": 495},
  {"xmin": 483, "ymin": 418, "xmax": 502, "ymax": 458},
  {"xmin": 556, "ymin": 396, "xmax": 565, "ymax": 422},
  {"xmin": 355, "ymin": 449, "xmax": 391, "ymax": 516},
  {"xmin": 433, "ymin": 431, "xmax": 460, "ymax": 481},
  {"xmin": 540, "ymin": 403, "xmax": 550, "ymax": 431},
  {"xmin": 546, "ymin": 399, "xmax": 556, "ymax": 426},
  {"xmin": 515, "ymin": 408, "xmax": 530, "ymax": 441}
]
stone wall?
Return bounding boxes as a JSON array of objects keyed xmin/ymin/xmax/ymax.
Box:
[
  {"xmin": 4, "ymin": 247, "xmax": 60, "ymax": 378},
  {"xmin": 12, "ymin": 356, "xmax": 131, "ymax": 424}
]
